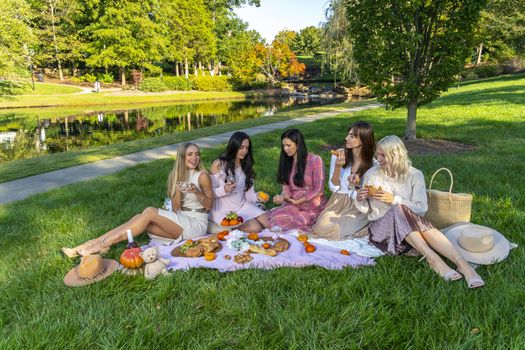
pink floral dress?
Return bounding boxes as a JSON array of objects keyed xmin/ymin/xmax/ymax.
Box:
[{"xmin": 269, "ymin": 153, "xmax": 327, "ymax": 232}]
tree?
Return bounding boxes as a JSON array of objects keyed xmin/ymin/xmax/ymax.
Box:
[
  {"xmin": 84, "ymin": 0, "xmax": 166, "ymax": 86},
  {"xmin": 255, "ymin": 41, "xmax": 305, "ymax": 84},
  {"xmin": 274, "ymin": 30, "xmax": 297, "ymax": 48},
  {"xmin": 322, "ymin": 0, "xmax": 358, "ymax": 86},
  {"xmin": 475, "ymin": 0, "xmax": 525, "ymax": 63},
  {"xmin": 292, "ymin": 26, "xmax": 322, "ymax": 56},
  {"xmin": 0, "ymin": 0, "xmax": 35, "ymax": 79},
  {"xmin": 345, "ymin": 0, "xmax": 486, "ymax": 139},
  {"xmin": 223, "ymin": 30, "xmax": 262, "ymax": 85}
]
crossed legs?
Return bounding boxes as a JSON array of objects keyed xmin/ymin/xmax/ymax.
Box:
[
  {"xmin": 62, "ymin": 207, "xmax": 183, "ymax": 257},
  {"xmin": 405, "ymin": 228, "xmax": 484, "ymax": 288}
]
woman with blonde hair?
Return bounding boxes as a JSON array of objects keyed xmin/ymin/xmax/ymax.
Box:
[
  {"xmin": 62, "ymin": 142, "xmax": 213, "ymax": 257},
  {"xmin": 355, "ymin": 135, "xmax": 484, "ymax": 288}
]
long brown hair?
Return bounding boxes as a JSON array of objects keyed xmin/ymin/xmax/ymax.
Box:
[
  {"xmin": 167, "ymin": 142, "xmax": 206, "ymax": 198},
  {"xmin": 344, "ymin": 121, "xmax": 375, "ymax": 176}
]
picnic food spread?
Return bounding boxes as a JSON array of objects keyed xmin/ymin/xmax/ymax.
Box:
[
  {"xmin": 221, "ymin": 211, "xmax": 243, "ymax": 226},
  {"xmin": 172, "ymin": 236, "xmax": 221, "ymax": 258}
]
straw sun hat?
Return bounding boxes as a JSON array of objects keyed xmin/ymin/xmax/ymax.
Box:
[
  {"xmin": 443, "ymin": 222, "xmax": 516, "ymax": 265},
  {"xmin": 64, "ymin": 254, "xmax": 119, "ymax": 287}
]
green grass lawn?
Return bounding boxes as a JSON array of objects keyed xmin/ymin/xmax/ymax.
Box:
[
  {"xmin": 0, "ymin": 100, "xmax": 371, "ymax": 183},
  {"xmin": 0, "ymin": 74, "xmax": 524, "ymax": 348},
  {"xmin": 15, "ymin": 82, "xmax": 85, "ymax": 95}
]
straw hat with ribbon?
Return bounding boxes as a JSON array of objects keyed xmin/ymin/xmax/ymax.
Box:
[
  {"xmin": 64, "ymin": 254, "xmax": 119, "ymax": 287},
  {"xmin": 442, "ymin": 222, "xmax": 516, "ymax": 265}
]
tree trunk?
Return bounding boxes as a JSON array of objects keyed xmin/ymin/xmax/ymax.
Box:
[
  {"xmin": 404, "ymin": 98, "xmax": 417, "ymax": 139},
  {"xmin": 120, "ymin": 67, "xmax": 126, "ymax": 86},
  {"xmin": 209, "ymin": 60, "xmax": 214, "ymax": 76},
  {"xmin": 476, "ymin": 43, "xmax": 483, "ymax": 65},
  {"xmin": 49, "ymin": 0, "xmax": 64, "ymax": 81},
  {"xmin": 218, "ymin": 61, "xmax": 222, "ymax": 76},
  {"xmin": 184, "ymin": 58, "xmax": 189, "ymax": 79},
  {"xmin": 194, "ymin": 63, "xmax": 198, "ymax": 76},
  {"xmin": 175, "ymin": 62, "xmax": 179, "ymax": 76}
]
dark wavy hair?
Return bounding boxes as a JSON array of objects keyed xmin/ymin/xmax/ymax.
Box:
[
  {"xmin": 277, "ymin": 128, "xmax": 308, "ymax": 187},
  {"xmin": 343, "ymin": 121, "xmax": 375, "ymax": 176},
  {"xmin": 219, "ymin": 131, "xmax": 254, "ymax": 191}
]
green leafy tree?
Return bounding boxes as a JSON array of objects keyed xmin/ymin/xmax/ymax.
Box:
[
  {"xmin": 274, "ymin": 30, "xmax": 297, "ymax": 48},
  {"xmin": 84, "ymin": 0, "xmax": 166, "ymax": 86},
  {"xmin": 322, "ymin": 0, "xmax": 358, "ymax": 86},
  {"xmin": 346, "ymin": 0, "xmax": 486, "ymax": 139},
  {"xmin": 0, "ymin": 0, "xmax": 35, "ymax": 79},
  {"xmin": 291, "ymin": 26, "xmax": 321, "ymax": 55},
  {"xmin": 474, "ymin": 0, "xmax": 525, "ymax": 63},
  {"xmin": 223, "ymin": 30, "xmax": 263, "ymax": 85}
]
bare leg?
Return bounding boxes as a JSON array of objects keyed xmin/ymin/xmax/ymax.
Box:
[
  {"xmin": 62, "ymin": 207, "xmax": 183, "ymax": 257},
  {"xmin": 421, "ymin": 228, "xmax": 484, "ymax": 288},
  {"xmin": 238, "ymin": 213, "xmax": 270, "ymax": 233},
  {"xmin": 404, "ymin": 231, "xmax": 462, "ymax": 281}
]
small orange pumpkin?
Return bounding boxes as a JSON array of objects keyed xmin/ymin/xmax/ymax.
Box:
[
  {"xmin": 262, "ymin": 243, "xmax": 271, "ymax": 249},
  {"xmin": 204, "ymin": 252, "xmax": 216, "ymax": 261},
  {"xmin": 340, "ymin": 249, "xmax": 350, "ymax": 256},
  {"xmin": 305, "ymin": 244, "xmax": 316, "ymax": 253},
  {"xmin": 217, "ymin": 231, "xmax": 229, "ymax": 241},
  {"xmin": 297, "ymin": 234, "xmax": 309, "ymax": 243},
  {"xmin": 120, "ymin": 244, "xmax": 144, "ymax": 268},
  {"xmin": 247, "ymin": 232, "xmax": 259, "ymax": 241}
]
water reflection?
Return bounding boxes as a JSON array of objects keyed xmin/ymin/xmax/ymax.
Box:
[{"xmin": 0, "ymin": 96, "xmax": 343, "ymax": 162}]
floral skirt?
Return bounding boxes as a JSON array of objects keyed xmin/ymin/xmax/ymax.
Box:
[{"xmin": 368, "ymin": 204, "xmax": 434, "ymax": 255}]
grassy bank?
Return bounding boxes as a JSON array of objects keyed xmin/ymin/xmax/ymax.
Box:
[
  {"xmin": 0, "ymin": 74, "xmax": 524, "ymax": 348},
  {"xmin": 0, "ymin": 100, "xmax": 371, "ymax": 183},
  {"xmin": 0, "ymin": 87, "xmax": 277, "ymax": 109}
]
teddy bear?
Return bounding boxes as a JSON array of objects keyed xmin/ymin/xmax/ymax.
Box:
[{"xmin": 139, "ymin": 247, "xmax": 170, "ymax": 280}]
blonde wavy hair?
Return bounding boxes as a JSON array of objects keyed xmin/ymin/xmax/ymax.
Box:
[
  {"xmin": 167, "ymin": 142, "xmax": 206, "ymax": 198},
  {"xmin": 377, "ymin": 135, "xmax": 412, "ymax": 182}
]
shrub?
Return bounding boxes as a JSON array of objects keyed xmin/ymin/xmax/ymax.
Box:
[
  {"xmin": 163, "ymin": 76, "xmax": 192, "ymax": 91},
  {"xmin": 500, "ymin": 58, "xmax": 524, "ymax": 74},
  {"xmin": 190, "ymin": 76, "xmax": 232, "ymax": 91},
  {"xmin": 97, "ymin": 73, "xmax": 114, "ymax": 84},
  {"xmin": 472, "ymin": 64, "xmax": 501, "ymax": 78},
  {"xmin": 80, "ymin": 73, "xmax": 97, "ymax": 83},
  {"xmin": 139, "ymin": 77, "xmax": 168, "ymax": 92}
]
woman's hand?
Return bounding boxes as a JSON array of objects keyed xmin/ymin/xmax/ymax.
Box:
[
  {"xmin": 356, "ymin": 188, "xmax": 369, "ymax": 202},
  {"xmin": 335, "ymin": 151, "xmax": 345, "ymax": 167},
  {"xmin": 185, "ymin": 183, "xmax": 197, "ymax": 193},
  {"xmin": 373, "ymin": 190, "xmax": 395, "ymax": 204},
  {"xmin": 273, "ymin": 194, "xmax": 284, "ymax": 205},
  {"xmin": 224, "ymin": 182, "xmax": 236, "ymax": 194},
  {"xmin": 348, "ymin": 173, "xmax": 360, "ymax": 186}
]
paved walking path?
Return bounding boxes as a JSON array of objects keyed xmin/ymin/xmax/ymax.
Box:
[{"xmin": 0, "ymin": 103, "xmax": 381, "ymax": 205}]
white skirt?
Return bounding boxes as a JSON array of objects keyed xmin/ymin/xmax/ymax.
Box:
[{"xmin": 151, "ymin": 209, "xmax": 208, "ymax": 244}]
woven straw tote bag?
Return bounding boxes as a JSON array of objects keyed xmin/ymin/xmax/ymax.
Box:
[{"xmin": 425, "ymin": 168, "xmax": 473, "ymax": 229}]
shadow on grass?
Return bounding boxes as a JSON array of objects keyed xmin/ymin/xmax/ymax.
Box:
[{"xmin": 428, "ymin": 84, "xmax": 525, "ymax": 109}]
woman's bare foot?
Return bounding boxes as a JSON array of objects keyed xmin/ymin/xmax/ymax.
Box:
[
  {"xmin": 61, "ymin": 247, "xmax": 79, "ymax": 258},
  {"xmin": 76, "ymin": 238, "xmax": 110, "ymax": 256}
]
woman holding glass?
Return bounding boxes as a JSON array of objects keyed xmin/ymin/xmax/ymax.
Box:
[
  {"xmin": 355, "ymin": 135, "xmax": 484, "ymax": 288},
  {"xmin": 62, "ymin": 142, "xmax": 213, "ymax": 257},
  {"xmin": 269, "ymin": 128, "xmax": 327, "ymax": 232},
  {"xmin": 209, "ymin": 132, "xmax": 270, "ymax": 233}
]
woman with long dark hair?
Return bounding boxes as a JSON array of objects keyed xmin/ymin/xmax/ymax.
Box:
[
  {"xmin": 269, "ymin": 128, "xmax": 327, "ymax": 232},
  {"xmin": 209, "ymin": 131, "xmax": 270, "ymax": 233},
  {"xmin": 62, "ymin": 142, "xmax": 213, "ymax": 257},
  {"xmin": 312, "ymin": 121, "xmax": 376, "ymax": 239},
  {"xmin": 355, "ymin": 135, "xmax": 484, "ymax": 288}
]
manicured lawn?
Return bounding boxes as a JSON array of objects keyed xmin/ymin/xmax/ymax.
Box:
[
  {"xmin": 14, "ymin": 82, "xmax": 85, "ymax": 95},
  {"xmin": 0, "ymin": 100, "xmax": 371, "ymax": 183},
  {"xmin": 0, "ymin": 74, "xmax": 524, "ymax": 348}
]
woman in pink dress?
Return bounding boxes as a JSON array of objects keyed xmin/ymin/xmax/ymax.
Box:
[
  {"xmin": 269, "ymin": 128, "xmax": 327, "ymax": 232},
  {"xmin": 210, "ymin": 132, "xmax": 270, "ymax": 233}
]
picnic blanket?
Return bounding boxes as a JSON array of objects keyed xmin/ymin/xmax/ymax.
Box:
[{"xmin": 147, "ymin": 230, "xmax": 378, "ymax": 272}]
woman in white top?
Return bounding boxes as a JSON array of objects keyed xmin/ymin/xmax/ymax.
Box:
[
  {"xmin": 355, "ymin": 135, "xmax": 484, "ymax": 288},
  {"xmin": 62, "ymin": 142, "xmax": 213, "ymax": 257},
  {"xmin": 312, "ymin": 121, "xmax": 376, "ymax": 239}
]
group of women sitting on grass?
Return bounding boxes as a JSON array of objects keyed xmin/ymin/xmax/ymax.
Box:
[{"xmin": 63, "ymin": 122, "xmax": 484, "ymax": 288}]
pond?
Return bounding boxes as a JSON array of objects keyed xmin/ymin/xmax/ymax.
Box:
[{"xmin": 0, "ymin": 96, "xmax": 344, "ymax": 162}]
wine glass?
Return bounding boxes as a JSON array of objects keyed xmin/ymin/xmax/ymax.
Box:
[
  {"xmin": 270, "ymin": 225, "xmax": 282, "ymax": 239},
  {"xmin": 177, "ymin": 181, "xmax": 189, "ymax": 192},
  {"xmin": 225, "ymin": 174, "xmax": 237, "ymax": 194}
]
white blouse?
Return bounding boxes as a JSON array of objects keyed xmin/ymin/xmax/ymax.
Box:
[
  {"xmin": 328, "ymin": 151, "xmax": 377, "ymax": 197},
  {"xmin": 355, "ymin": 165, "xmax": 428, "ymax": 221}
]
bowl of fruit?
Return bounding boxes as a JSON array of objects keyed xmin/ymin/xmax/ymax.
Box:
[{"xmin": 221, "ymin": 211, "xmax": 244, "ymax": 227}]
